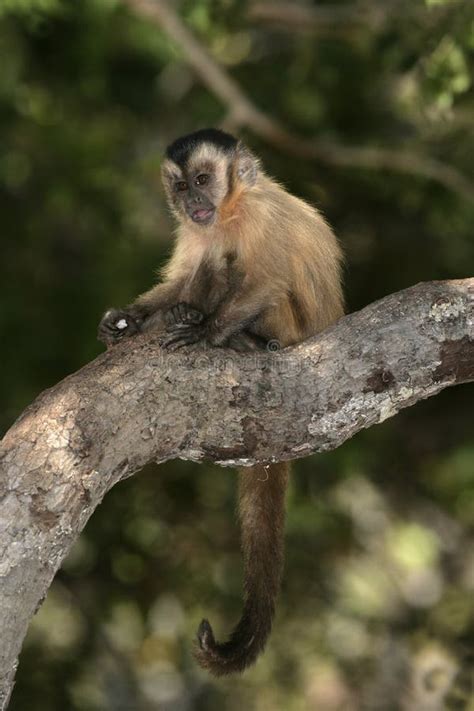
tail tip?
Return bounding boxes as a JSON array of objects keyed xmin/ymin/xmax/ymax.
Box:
[
  {"xmin": 197, "ymin": 618, "xmax": 215, "ymax": 651},
  {"xmin": 194, "ymin": 617, "xmax": 262, "ymax": 676}
]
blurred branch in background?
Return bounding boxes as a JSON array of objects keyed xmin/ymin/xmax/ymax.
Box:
[
  {"xmin": 247, "ymin": 0, "xmax": 457, "ymax": 33},
  {"xmin": 248, "ymin": 0, "xmax": 389, "ymax": 31},
  {"xmin": 122, "ymin": 0, "xmax": 474, "ymax": 203}
]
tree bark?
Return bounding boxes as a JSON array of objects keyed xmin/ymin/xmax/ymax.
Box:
[{"xmin": 0, "ymin": 278, "xmax": 473, "ymax": 708}]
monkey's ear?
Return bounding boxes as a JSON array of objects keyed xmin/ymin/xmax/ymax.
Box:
[
  {"xmin": 235, "ymin": 143, "xmax": 259, "ymax": 186},
  {"xmin": 161, "ymin": 159, "xmax": 181, "ymax": 190}
]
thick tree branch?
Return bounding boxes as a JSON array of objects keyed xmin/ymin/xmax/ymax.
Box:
[
  {"xmin": 122, "ymin": 0, "xmax": 474, "ymax": 203},
  {"xmin": 0, "ymin": 279, "xmax": 473, "ymax": 707}
]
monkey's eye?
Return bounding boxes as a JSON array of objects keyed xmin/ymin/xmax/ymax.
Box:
[
  {"xmin": 175, "ymin": 181, "xmax": 188, "ymax": 192},
  {"xmin": 195, "ymin": 174, "xmax": 209, "ymax": 186}
]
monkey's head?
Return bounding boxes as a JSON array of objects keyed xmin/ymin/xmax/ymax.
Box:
[{"xmin": 161, "ymin": 128, "xmax": 259, "ymax": 227}]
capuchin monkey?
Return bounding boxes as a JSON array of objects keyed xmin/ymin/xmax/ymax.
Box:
[{"xmin": 98, "ymin": 128, "xmax": 344, "ymax": 676}]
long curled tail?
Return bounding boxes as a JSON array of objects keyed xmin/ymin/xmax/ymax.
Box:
[{"xmin": 194, "ymin": 462, "xmax": 289, "ymax": 676}]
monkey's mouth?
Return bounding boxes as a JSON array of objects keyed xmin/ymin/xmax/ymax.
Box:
[{"xmin": 191, "ymin": 208, "xmax": 215, "ymax": 224}]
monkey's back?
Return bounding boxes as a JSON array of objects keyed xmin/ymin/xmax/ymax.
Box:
[{"xmin": 240, "ymin": 176, "xmax": 344, "ymax": 346}]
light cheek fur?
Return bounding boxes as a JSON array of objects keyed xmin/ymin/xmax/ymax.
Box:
[{"xmin": 161, "ymin": 161, "xmax": 185, "ymax": 218}]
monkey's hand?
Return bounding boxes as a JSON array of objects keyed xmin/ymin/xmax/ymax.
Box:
[
  {"xmin": 159, "ymin": 303, "xmax": 206, "ymax": 350},
  {"xmin": 97, "ymin": 308, "xmax": 143, "ymax": 347},
  {"xmin": 161, "ymin": 305, "xmax": 268, "ymax": 352},
  {"xmin": 164, "ymin": 302, "xmax": 204, "ymax": 328}
]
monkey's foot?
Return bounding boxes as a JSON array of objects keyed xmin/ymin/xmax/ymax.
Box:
[
  {"xmin": 164, "ymin": 302, "xmax": 204, "ymax": 327},
  {"xmin": 226, "ymin": 332, "xmax": 268, "ymax": 352},
  {"xmin": 97, "ymin": 308, "xmax": 142, "ymax": 347},
  {"xmin": 159, "ymin": 323, "xmax": 206, "ymax": 351}
]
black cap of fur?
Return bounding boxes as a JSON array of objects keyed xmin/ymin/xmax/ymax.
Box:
[{"xmin": 166, "ymin": 128, "xmax": 238, "ymax": 167}]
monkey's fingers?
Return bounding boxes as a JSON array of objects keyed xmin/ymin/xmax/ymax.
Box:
[
  {"xmin": 159, "ymin": 324, "xmax": 204, "ymax": 350},
  {"xmin": 99, "ymin": 319, "xmax": 129, "ymax": 338},
  {"xmin": 226, "ymin": 332, "xmax": 267, "ymax": 352},
  {"xmin": 164, "ymin": 306, "xmax": 178, "ymax": 327},
  {"xmin": 161, "ymin": 336, "xmax": 194, "ymax": 351},
  {"xmin": 188, "ymin": 306, "xmax": 204, "ymax": 324},
  {"xmin": 164, "ymin": 302, "xmax": 204, "ymax": 327},
  {"xmin": 97, "ymin": 309, "xmax": 142, "ymax": 346}
]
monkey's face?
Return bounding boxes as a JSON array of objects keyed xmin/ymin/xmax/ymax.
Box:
[
  {"xmin": 161, "ymin": 144, "xmax": 235, "ymax": 228},
  {"xmin": 174, "ymin": 170, "xmax": 217, "ymax": 226}
]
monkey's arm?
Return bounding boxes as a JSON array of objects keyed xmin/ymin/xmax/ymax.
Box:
[
  {"xmin": 134, "ymin": 280, "xmax": 191, "ymax": 318},
  {"xmin": 98, "ymin": 280, "xmax": 188, "ymax": 347}
]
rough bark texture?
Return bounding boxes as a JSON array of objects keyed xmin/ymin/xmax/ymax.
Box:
[{"xmin": 0, "ymin": 278, "xmax": 473, "ymax": 708}]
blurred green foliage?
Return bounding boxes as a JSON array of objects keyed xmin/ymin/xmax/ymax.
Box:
[{"xmin": 1, "ymin": 0, "xmax": 473, "ymax": 709}]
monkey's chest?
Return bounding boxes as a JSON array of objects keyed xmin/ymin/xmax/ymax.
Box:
[{"xmin": 182, "ymin": 252, "xmax": 242, "ymax": 313}]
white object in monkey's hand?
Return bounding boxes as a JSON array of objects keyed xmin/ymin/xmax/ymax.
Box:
[{"xmin": 98, "ymin": 308, "xmax": 143, "ymax": 347}]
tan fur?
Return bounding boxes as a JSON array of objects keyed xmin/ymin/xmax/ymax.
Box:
[
  {"xmin": 157, "ymin": 155, "xmax": 344, "ymax": 346},
  {"xmin": 133, "ymin": 138, "xmax": 344, "ymax": 676}
]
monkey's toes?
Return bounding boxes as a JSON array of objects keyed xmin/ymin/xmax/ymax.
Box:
[
  {"xmin": 159, "ymin": 323, "xmax": 205, "ymax": 350},
  {"xmin": 165, "ymin": 302, "xmax": 204, "ymax": 327}
]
